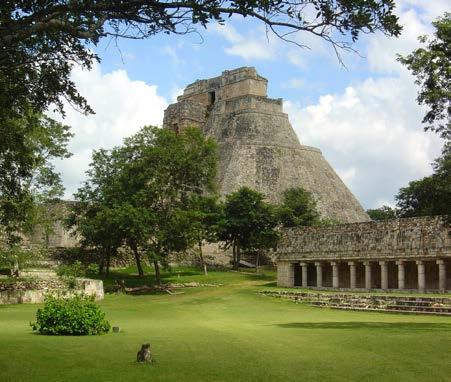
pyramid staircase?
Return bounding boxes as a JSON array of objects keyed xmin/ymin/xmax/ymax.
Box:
[{"xmin": 261, "ymin": 290, "xmax": 451, "ymax": 316}]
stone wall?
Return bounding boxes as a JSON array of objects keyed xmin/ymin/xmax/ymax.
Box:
[
  {"xmin": 278, "ymin": 216, "xmax": 451, "ymax": 261},
  {"xmin": 0, "ymin": 278, "xmax": 104, "ymax": 304},
  {"xmin": 25, "ymin": 201, "xmax": 80, "ymax": 248}
]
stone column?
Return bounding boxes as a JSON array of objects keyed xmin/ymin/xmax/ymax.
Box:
[
  {"xmin": 396, "ymin": 260, "xmax": 405, "ymax": 290},
  {"xmin": 277, "ymin": 262, "xmax": 295, "ymax": 287},
  {"xmin": 436, "ymin": 260, "xmax": 446, "ymax": 292},
  {"xmin": 348, "ymin": 261, "xmax": 356, "ymax": 289},
  {"xmin": 315, "ymin": 262, "xmax": 323, "ymax": 288},
  {"xmin": 379, "ymin": 261, "xmax": 388, "ymax": 290},
  {"xmin": 331, "ymin": 261, "xmax": 339, "ymax": 289},
  {"xmin": 300, "ymin": 262, "xmax": 308, "ymax": 288},
  {"xmin": 364, "ymin": 261, "xmax": 372, "ymax": 289},
  {"xmin": 416, "ymin": 260, "xmax": 425, "ymax": 292}
]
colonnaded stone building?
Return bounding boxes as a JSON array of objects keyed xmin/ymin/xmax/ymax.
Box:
[
  {"xmin": 277, "ymin": 216, "xmax": 450, "ymax": 293},
  {"xmin": 163, "ymin": 67, "xmax": 369, "ymax": 223}
]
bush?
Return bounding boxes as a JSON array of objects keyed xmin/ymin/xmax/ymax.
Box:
[
  {"xmin": 56, "ymin": 260, "xmax": 86, "ymax": 278},
  {"xmin": 31, "ymin": 295, "xmax": 110, "ymax": 335}
]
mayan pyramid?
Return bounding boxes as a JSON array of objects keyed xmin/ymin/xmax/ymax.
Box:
[{"xmin": 163, "ymin": 67, "xmax": 369, "ymax": 223}]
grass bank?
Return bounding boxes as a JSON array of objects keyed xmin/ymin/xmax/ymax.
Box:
[{"xmin": 0, "ymin": 267, "xmax": 450, "ymax": 382}]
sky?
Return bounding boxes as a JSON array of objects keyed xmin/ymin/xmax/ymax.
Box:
[{"xmin": 52, "ymin": 0, "xmax": 448, "ymax": 209}]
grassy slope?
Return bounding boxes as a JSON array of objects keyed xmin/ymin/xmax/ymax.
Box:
[{"xmin": 0, "ymin": 267, "xmax": 450, "ymax": 382}]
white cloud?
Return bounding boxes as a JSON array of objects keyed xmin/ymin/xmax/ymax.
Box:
[
  {"xmin": 52, "ymin": 63, "xmax": 168, "ymax": 199},
  {"xmin": 162, "ymin": 45, "xmax": 184, "ymax": 67},
  {"xmin": 285, "ymin": 72, "xmax": 443, "ymax": 209},
  {"xmin": 366, "ymin": 1, "xmax": 447, "ymax": 74},
  {"xmin": 282, "ymin": 2, "xmax": 447, "ymax": 209},
  {"xmin": 170, "ymin": 85, "xmax": 184, "ymax": 103},
  {"xmin": 211, "ymin": 24, "xmax": 278, "ymax": 61},
  {"xmin": 281, "ymin": 78, "xmax": 305, "ymax": 89}
]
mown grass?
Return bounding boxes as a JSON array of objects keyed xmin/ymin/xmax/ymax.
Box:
[{"xmin": 0, "ymin": 267, "xmax": 450, "ymax": 382}]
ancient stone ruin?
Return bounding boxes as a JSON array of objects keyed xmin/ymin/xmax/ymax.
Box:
[
  {"xmin": 163, "ymin": 67, "xmax": 369, "ymax": 223},
  {"xmin": 277, "ymin": 216, "xmax": 450, "ymax": 292}
]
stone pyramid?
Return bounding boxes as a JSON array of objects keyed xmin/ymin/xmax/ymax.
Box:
[{"xmin": 163, "ymin": 67, "xmax": 369, "ymax": 223}]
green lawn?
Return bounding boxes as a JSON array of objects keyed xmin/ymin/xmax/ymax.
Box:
[{"xmin": 0, "ymin": 267, "xmax": 450, "ymax": 382}]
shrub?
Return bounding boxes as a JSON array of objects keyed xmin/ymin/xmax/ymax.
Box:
[
  {"xmin": 31, "ymin": 295, "xmax": 110, "ymax": 335},
  {"xmin": 56, "ymin": 260, "xmax": 85, "ymax": 278}
]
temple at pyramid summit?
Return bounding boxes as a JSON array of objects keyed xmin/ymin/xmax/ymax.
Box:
[{"xmin": 163, "ymin": 67, "xmax": 369, "ymax": 223}]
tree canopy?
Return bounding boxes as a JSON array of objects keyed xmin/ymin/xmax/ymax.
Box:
[
  {"xmin": 0, "ymin": 109, "xmax": 72, "ymax": 246},
  {"xmin": 277, "ymin": 187, "xmax": 319, "ymax": 227},
  {"xmin": 219, "ymin": 187, "xmax": 279, "ymax": 270},
  {"xmin": 395, "ymin": 144, "xmax": 451, "ymax": 218},
  {"xmin": 366, "ymin": 205, "xmax": 397, "ymax": 221},
  {"xmin": 0, "ymin": 1, "xmax": 402, "ymax": 115},
  {"xmin": 71, "ymin": 126, "xmax": 218, "ymax": 282},
  {"xmin": 397, "ymin": 12, "xmax": 450, "ymax": 140}
]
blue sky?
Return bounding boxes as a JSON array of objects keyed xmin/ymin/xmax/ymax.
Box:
[{"xmin": 53, "ymin": 0, "xmax": 448, "ymax": 210}]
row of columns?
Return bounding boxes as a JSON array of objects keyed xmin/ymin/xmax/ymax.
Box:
[{"xmin": 297, "ymin": 259, "xmax": 447, "ymax": 292}]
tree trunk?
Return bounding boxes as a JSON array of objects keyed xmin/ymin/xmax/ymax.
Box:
[
  {"xmin": 12, "ymin": 257, "xmax": 20, "ymax": 277},
  {"xmin": 198, "ymin": 241, "xmax": 208, "ymax": 275},
  {"xmin": 153, "ymin": 260, "xmax": 161, "ymax": 285},
  {"xmin": 98, "ymin": 253, "xmax": 105, "ymax": 276},
  {"xmin": 232, "ymin": 241, "xmax": 237, "ymax": 270},
  {"xmin": 256, "ymin": 252, "xmax": 260, "ymax": 273},
  {"xmin": 130, "ymin": 241, "xmax": 144, "ymax": 277},
  {"xmin": 106, "ymin": 250, "xmax": 111, "ymax": 276},
  {"xmin": 236, "ymin": 245, "xmax": 241, "ymax": 270}
]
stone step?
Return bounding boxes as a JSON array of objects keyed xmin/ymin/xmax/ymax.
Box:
[
  {"xmin": 386, "ymin": 305, "xmax": 451, "ymax": 313},
  {"xmin": 285, "ymin": 295, "xmax": 451, "ymax": 307},
  {"xmin": 261, "ymin": 291, "xmax": 451, "ymax": 304},
  {"xmin": 261, "ymin": 291, "xmax": 451, "ymax": 316},
  {"xmin": 309, "ymin": 301, "xmax": 451, "ymax": 314},
  {"xmin": 324, "ymin": 305, "xmax": 451, "ymax": 316}
]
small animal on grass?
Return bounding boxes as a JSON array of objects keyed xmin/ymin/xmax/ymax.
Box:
[{"xmin": 137, "ymin": 343, "xmax": 152, "ymax": 363}]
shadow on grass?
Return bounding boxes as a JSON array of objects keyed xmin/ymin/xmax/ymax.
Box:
[
  {"xmin": 241, "ymin": 272, "xmax": 276, "ymax": 282},
  {"xmin": 276, "ymin": 322, "xmax": 451, "ymax": 331},
  {"xmin": 260, "ymin": 282, "xmax": 277, "ymax": 287}
]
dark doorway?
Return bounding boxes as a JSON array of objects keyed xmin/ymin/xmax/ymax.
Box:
[
  {"xmin": 293, "ymin": 263, "xmax": 301, "ymax": 286},
  {"xmin": 208, "ymin": 91, "xmax": 216, "ymax": 105},
  {"xmin": 307, "ymin": 263, "xmax": 317, "ymax": 287}
]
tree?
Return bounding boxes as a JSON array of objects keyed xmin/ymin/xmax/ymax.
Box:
[
  {"xmin": 219, "ymin": 187, "xmax": 279, "ymax": 270},
  {"xmin": 366, "ymin": 205, "xmax": 397, "ymax": 221},
  {"xmin": 278, "ymin": 187, "xmax": 319, "ymax": 227},
  {"xmin": 184, "ymin": 194, "xmax": 223, "ymax": 275},
  {"xmin": 74, "ymin": 126, "xmax": 218, "ymax": 283},
  {"xmin": 397, "ymin": 12, "xmax": 450, "ymax": 140},
  {"xmin": 69, "ymin": 148, "xmax": 124, "ymax": 276},
  {"xmin": 0, "ymin": 109, "xmax": 72, "ymax": 247},
  {"xmin": 68, "ymin": 204, "xmax": 123, "ymax": 276},
  {"xmin": 116, "ymin": 126, "xmax": 218, "ymax": 283},
  {"xmin": 395, "ymin": 144, "xmax": 451, "ymax": 218}
]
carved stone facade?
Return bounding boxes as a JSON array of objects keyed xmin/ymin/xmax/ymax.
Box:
[
  {"xmin": 163, "ymin": 67, "xmax": 369, "ymax": 223},
  {"xmin": 277, "ymin": 216, "xmax": 451, "ymax": 292}
]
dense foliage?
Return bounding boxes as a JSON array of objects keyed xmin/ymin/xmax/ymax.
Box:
[
  {"xmin": 31, "ymin": 295, "xmax": 110, "ymax": 335},
  {"xmin": 366, "ymin": 205, "xmax": 397, "ymax": 221},
  {"xmin": 395, "ymin": 145, "xmax": 451, "ymax": 218},
  {"xmin": 219, "ymin": 187, "xmax": 279, "ymax": 269},
  {"xmin": 71, "ymin": 126, "xmax": 218, "ymax": 282},
  {"xmin": 397, "ymin": 12, "xmax": 450, "ymax": 140},
  {"xmin": 0, "ymin": 111, "xmax": 72, "ymax": 246},
  {"xmin": 392, "ymin": 13, "xmax": 450, "ymax": 219},
  {"xmin": 278, "ymin": 187, "xmax": 319, "ymax": 227},
  {"xmin": 1, "ymin": 2, "xmax": 402, "ymax": 112}
]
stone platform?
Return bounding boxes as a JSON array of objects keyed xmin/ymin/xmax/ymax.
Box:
[
  {"xmin": 261, "ymin": 290, "xmax": 451, "ymax": 316},
  {"xmin": 0, "ymin": 278, "xmax": 104, "ymax": 304}
]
